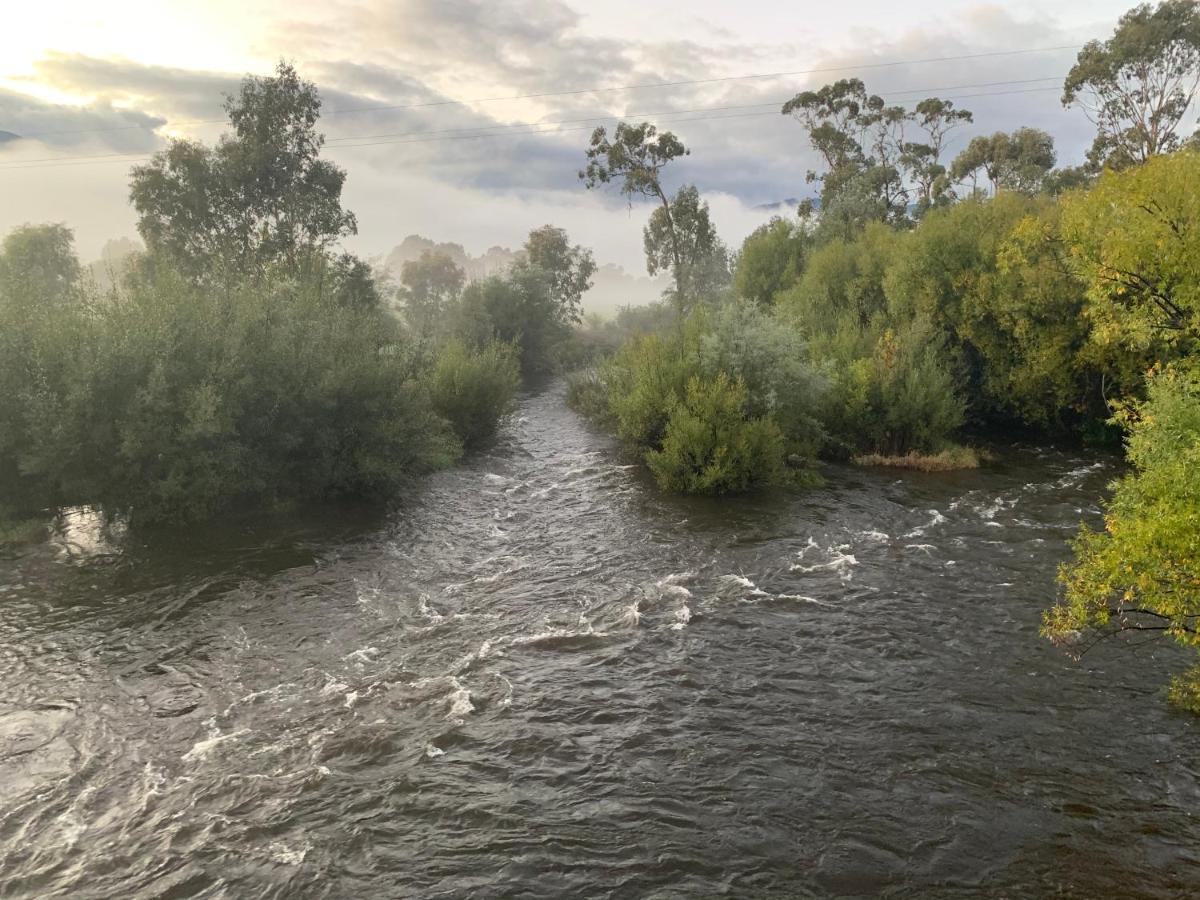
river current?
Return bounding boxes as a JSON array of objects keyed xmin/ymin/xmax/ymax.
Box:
[{"xmin": 1, "ymin": 381, "xmax": 1197, "ymax": 898}]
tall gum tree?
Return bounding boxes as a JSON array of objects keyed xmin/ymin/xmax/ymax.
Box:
[
  {"xmin": 580, "ymin": 122, "xmax": 689, "ymax": 309},
  {"xmin": 1063, "ymin": 0, "xmax": 1200, "ymax": 169}
]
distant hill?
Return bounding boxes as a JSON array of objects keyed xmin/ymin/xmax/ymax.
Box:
[
  {"xmin": 378, "ymin": 234, "xmax": 668, "ymax": 317},
  {"xmin": 0, "ymin": 131, "xmax": 21, "ymax": 144},
  {"xmin": 753, "ymin": 198, "xmax": 800, "ymax": 212}
]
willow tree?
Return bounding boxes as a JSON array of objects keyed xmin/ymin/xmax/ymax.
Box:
[{"xmin": 1058, "ymin": 149, "xmax": 1200, "ymax": 354}]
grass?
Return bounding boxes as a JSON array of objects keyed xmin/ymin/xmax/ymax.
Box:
[{"xmin": 853, "ymin": 445, "xmax": 981, "ymax": 472}]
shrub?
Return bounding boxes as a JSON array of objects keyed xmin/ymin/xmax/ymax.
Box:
[
  {"xmin": 0, "ymin": 264, "xmax": 462, "ymax": 526},
  {"xmin": 565, "ymin": 368, "xmax": 612, "ymax": 423},
  {"xmin": 645, "ymin": 374, "xmax": 786, "ymax": 494},
  {"xmin": 695, "ymin": 300, "xmax": 827, "ymax": 457},
  {"xmin": 427, "ymin": 339, "xmax": 519, "ymax": 449},
  {"xmin": 1046, "ymin": 363, "xmax": 1200, "ymax": 710}
]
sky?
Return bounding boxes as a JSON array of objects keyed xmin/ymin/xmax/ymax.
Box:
[{"xmin": 0, "ymin": 0, "xmax": 1146, "ymax": 270}]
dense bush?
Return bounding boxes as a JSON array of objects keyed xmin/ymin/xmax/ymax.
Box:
[
  {"xmin": 574, "ymin": 302, "xmax": 826, "ymax": 493},
  {"xmin": 0, "ymin": 262, "xmax": 463, "ymax": 526},
  {"xmin": 695, "ymin": 301, "xmax": 826, "ymax": 457},
  {"xmin": 426, "ymin": 339, "xmax": 520, "ymax": 449},
  {"xmin": 645, "ymin": 374, "xmax": 786, "ymax": 494},
  {"xmin": 1046, "ymin": 363, "xmax": 1200, "ymax": 709}
]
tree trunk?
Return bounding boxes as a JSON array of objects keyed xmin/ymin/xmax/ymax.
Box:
[{"xmin": 655, "ymin": 185, "xmax": 686, "ymax": 314}]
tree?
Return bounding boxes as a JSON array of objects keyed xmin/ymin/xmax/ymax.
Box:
[
  {"xmin": 580, "ymin": 122, "xmax": 690, "ymax": 307},
  {"xmin": 643, "ymin": 185, "xmax": 730, "ymax": 308},
  {"xmin": 783, "ymin": 81, "xmax": 972, "ymax": 226},
  {"xmin": 1058, "ymin": 149, "xmax": 1200, "ymax": 354},
  {"xmin": 902, "ymin": 98, "xmax": 974, "ymax": 212},
  {"xmin": 514, "ymin": 225, "xmax": 596, "ymax": 324},
  {"xmin": 453, "ymin": 267, "xmax": 568, "ymax": 373},
  {"xmin": 1063, "ymin": 0, "xmax": 1200, "ymax": 169},
  {"xmin": 0, "ymin": 223, "xmax": 80, "ymax": 312},
  {"xmin": 950, "ymin": 129, "xmax": 1056, "ymax": 196},
  {"xmin": 400, "ymin": 250, "xmax": 466, "ymax": 336},
  {"xmin": 1045, "ymin": 362, "xmax": 1200, "ymax": 712},
  {"xmin": 129, "ymin": 61, "xmax": 357, "ymax": 283},
  {"xmin": 782, "ymin": 79, "xmax": 872, "ymax": 206},
  {"xmin": 734, "ymin": 217, "xmax": 810, "ymax": 306}
]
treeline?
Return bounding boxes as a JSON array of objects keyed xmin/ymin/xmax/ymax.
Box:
[
  {"xmin": 0, "ymin": 63, "xmax": 592, "ymax": 530},
  {"xmin": 567, "ymin": 1, "xmax": 1200, "ymax": 707}
]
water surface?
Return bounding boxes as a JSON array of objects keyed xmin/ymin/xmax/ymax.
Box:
[{"xmin": 1, "ymin": 382, "xmax": 1197, "ymax": 898}]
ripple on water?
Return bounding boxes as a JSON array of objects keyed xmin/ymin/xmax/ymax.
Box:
[{"xmin": 0, "ymin": 386, "xmax": 1192, "ymax": 898}]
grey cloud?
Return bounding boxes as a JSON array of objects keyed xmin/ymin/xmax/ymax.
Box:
[
  {"xmin": 31, "ymin": 53, "xmax": 241, "ymax": 121},
  {"xmin": 0, "ymin": 87, "xmax": 165, "ymax": 152}
]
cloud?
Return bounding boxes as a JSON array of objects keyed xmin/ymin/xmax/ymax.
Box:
[
  {"xmin": 0, "ymin": 86, "xmax": 164, "ymax": 152},
  {"xmin": 0, "ymin": 0, "xmax": 1128, "ymax": 268},
  {"xmin": 29, "ymin": 53, "xmax": 240, "ymax": 121}
]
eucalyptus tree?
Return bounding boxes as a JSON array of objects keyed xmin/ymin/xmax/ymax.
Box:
[
  {"xmin": 581, "ymin": 122, "xmax": 690, "ymax": 308},
  {"xmin": 903, "ymin": 98, "xmax": 974, "ymax": 212},
  {"xmin": 782, "ymin": 79, "xmax": 969, "ymax": 225},
  {"xmin": 950, "ymin": 128, "xmax": 1057, "ymax": 196},
  {"xmin": 644, "ymin": 185, "xmax": 730, "ymax": 309},
  {"xmin": 1063, "ymin": 0, "xmax": 1200, "ymax": 169}
]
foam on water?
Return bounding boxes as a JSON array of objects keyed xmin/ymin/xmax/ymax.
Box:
[
  {"xmin": 183, "ymin": 727, "xmax": 250, "ymax": 762},
  {"xmin": 792, "ymin": 540, "xmax": 858, "ymax": 580}
]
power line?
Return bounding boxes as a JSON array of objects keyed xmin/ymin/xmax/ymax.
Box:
[
  {"xmin": 3, "ymin": 43, "xmax": 1079, "ymax": 141},
  {"xmin": 0, "ymin": 75, "xmax": 1067, "ymax": 170}
]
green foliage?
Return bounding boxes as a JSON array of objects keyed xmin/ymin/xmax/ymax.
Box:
[
  {"xmin": 824, "ymin": 320, "xmax": 966, "ymax": 457},
  {"xmin": 1059, "ymin": 150, "xmax": 1200, "ymax": 355},
  {"xmin": 734, "ymin": 217, "xmax": 810, "ymax": 306},
  {"xmin": 401, "ymin": 250, "xmax": 465, "ymax": 336},
  {"xmin": 949, "ymin": 128, "xmax": 1057, "ymax": 196},
  {"xmin": 887, "ymin": 194, "xmax": 1102, "ymax": 428},
  {"xmin": 450, "ymin": 225, "xmax": 597, "ymax": 373},
  {"xmin": 782, "ymin": 79, "xmax": 972, "ymax": 225},
  {"xmin": 579, "ymin": 121, "xmax": 688, "ymax": 201},
  {"xmin": 517, "ymin": 225, "xmax": 596, "ymax": 324},
  {"xmin": 0, "ymin": 223, "xmax": 80, "ymax": 312},
  {"xmin": 580, "ymin": 122, "xmax": 693, "ymax": 307},
  {"xmin": 129, "ymin": 62, "xmax": 356, "ymax": 285},
  {"xmin": 604, "ymin": 330, "xmax": 696, "ymax": 449},
  {"xmin": 426, "ymin": 340, "xmax": 519, "ymax": 449},
  {"xmin": 1046, "ymin": 362, "xmax": 1200, "ymax": 708},
  {"xmin": 0, "ymin": 262, "xmax": 460, "ymax": 526},
  {"xmin": 452, "ymin": 268, "xmax": 567, "ymax": 374},
  {"xmin": 645, "ymin": 374, "xmax": 786, "ymax": 494},
  {"xmin": 695, "ymin": 301, "xmax": 827, "ymax": 457},
  {"xmin": 1063, "ymin": 0, "xmax": 1200, "ymax": 169},
  {"xmin": 565, "ymin": 368, "xmax": 615, "ymax": 424},
  {"xmin": 643, "ymin": 185, "xmax": 731, "ymax": 308},
  {"xmin": 579, "ymin": 303, "xmax": 824, "ymax": 493},
  {"xmin": 778, "ymin": 222, "xmax": 899, "ymax": 335}
]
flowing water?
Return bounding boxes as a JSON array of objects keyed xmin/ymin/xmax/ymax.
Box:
[{"xmin": 1, "ymin": 381, "xmax": 1197, "ymax": 898}]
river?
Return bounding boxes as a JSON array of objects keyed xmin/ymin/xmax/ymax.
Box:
[{"xmin": 1, "ymin": 381, "xmax": 1197, "ymax": 898}]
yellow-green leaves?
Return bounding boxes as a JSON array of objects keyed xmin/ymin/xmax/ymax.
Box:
[
  {"xmin": 1047, "ymin": 362, "xmax": 1200, "ymax": 709},
  {"xmin": 1059, "ymin": 151, "xmax": 1200, "ymax": 355}
]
